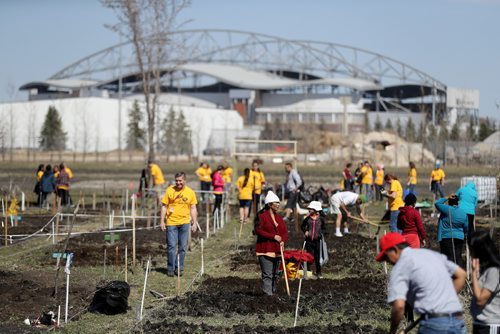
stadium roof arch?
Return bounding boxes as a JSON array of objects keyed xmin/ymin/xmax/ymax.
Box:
[{"xmin": 20, "ymin": 29, "xmax": 446, "ymax": 98}]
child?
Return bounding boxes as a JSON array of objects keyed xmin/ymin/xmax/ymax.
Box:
[{"xmin": 301, "ymin": 201, "xmax": 326, "ymax": 278}]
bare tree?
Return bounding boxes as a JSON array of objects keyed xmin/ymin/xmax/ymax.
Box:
[{"xmin": 101, "ymin": 0, "xmax": 191, "ymax": 161}]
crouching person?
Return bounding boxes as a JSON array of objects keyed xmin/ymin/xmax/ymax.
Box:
[
  {"xmin": 376, "ymin": 232, "xmax": 467, "ymax": 334},
  {"xmin": 301, "ymin": 201, "xmax": 326, "ymax": 278},
  {"xmin": 255, "ymin": 191, "xmax": 288, "ymax": 296}
]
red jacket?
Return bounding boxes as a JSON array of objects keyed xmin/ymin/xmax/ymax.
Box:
[
  {"xmin": 255, "ymin": 209, "xmax": 288, "ymax": 254},
  {"xmin": 397, "ymin": 206, "xmax": 426, "ymax": 241}
]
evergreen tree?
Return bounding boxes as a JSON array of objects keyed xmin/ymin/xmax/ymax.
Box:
[
  {"xmin": 450, "ymin": 122, "xmax": 461, "ymax": 141},
  {"xmin": 396, "ymin": 118, "xmax": 403, "ymax": 137},
  {"xmin": 427, "ymin": 123, "xmax": 437, "ymax": 140},
  {"xmin": 385, "ymin": 119, "xmax": 393, "ymax": 131},
  {"xmin": 160, "ymin": 107, "xmax": 177, "ymax": 156},
  {"xmin": 416, "ymin": 121, "xmax": 425, "ymax": 142},
  {"xmin": 374, "ymin": 115, "xmax": 382, "ymax": 131},
  {"xmin": 175, "ymin": 110, "xmax": 192, "ymax": 156},
  {"xmin": 364, "ymin": 112, "xmax": 370, "ymax": 134},
  {"xmin": 467, "ymin": 116, "xmax": 476, "ymax": 141},
  {"xmin": 478, "ymin": 117, "xmax": 495, "ymax": 141},
  {"xmin": 39, "ymin": 106, "xmax": 67, "ymax": 150},
  {"xmin": 439, "ymin": 125, "xmax": 449, "ymax": 141},
  {"xmin": 126, "ymin": 100, "xmax": 145, "ymax": 150},
  {"xmin": 405, "ymin": 117, "xmax": 416, "ymax": 142}
]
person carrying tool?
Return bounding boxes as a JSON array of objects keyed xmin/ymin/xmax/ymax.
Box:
[
  {"xmin": 397, "ymin": 193, "xmax": 426, "ymax": 248},
  {"xmin": 381, "ymin": 174, "xmax": 405, "ymax": 233},
  {"xmin": 469, "ymin": 231, "xmax": 500, "ymax": 334},
  {"xmin": 159, "ymin": 172, "xmax": 199, "ymax": 277},
  {"xmin": 329, "ymin": 191, "xmax": 366, "ymax": 237},
  {"xmin": 301, "ymin": 201, "xmax": 326, "ymax": 279},
  {"xmin": 430, "ymin": 161, "xmax": 446, "ymax": 199},
  {"xmin": 435, "ymin": 194, "xmax": 468, "ymax": 268},
  {"xmin": 255, "ymin": 191, "xmax": 288, "ymax": 296},
  {"xmin": 376, "ymin": 232, "xmax": 467, "ymax": 334}
]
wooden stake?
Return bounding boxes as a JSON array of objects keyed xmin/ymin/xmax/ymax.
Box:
[
  {"xmin": 280, "ymin": 244, "xmax": 290, "ymax": 296},
  {"xmin": 201, "ymin": 238, "xmax": 204, "ymax": 276},
  {"xmin": 140, "ymin": 257, "xmax": 150, "ymax": 321},
  {"xmin": 115, "ymin": 246, "xmax": 119, "ymax": 272},
  {"xmin": 92, "ymin": 193, "xmax": 96, "ymax": 210},
  {"xmin": 383, "ymin": 230, "xmax": 388, "ymax": 275},
  {"xmin": 132, "ymin": 195, "xmax": 136, "ymax": 267},
  {"xmin": 103, "ymin": 248, "xmax": 107, "ymax": 278},
  {"xmin": 238, "ymin": 220, "xmax": 244, "ymax": 240},
  {"xmin": 293, "ymin": 278, "xmax": 303, "ymax": 327},
  {"xmin": 124, "ymin": 244, "xmax": 128, "ymax": 283},
  {"xmin": 176, "ymin": 254, "xmax": 181, "ymax": 296}
]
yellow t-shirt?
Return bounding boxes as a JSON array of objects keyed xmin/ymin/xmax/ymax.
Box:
[
  {"xmin": 249, "ymin": 170, "xmax": 265, "ymax": 195},
  {"xmin": 150, "ymin": 163, "xmax": 165, "ymax": 185},
  {"xmin": 65, "ymin": 167, "xmax": 73, "ymax": 179},
  {"xmin": 431, "ymin": 168, "xmax": 445, "ymax": 182},
  {"xmin": 375, "ymin": 169, "xmax": 385, "ymax": 186},
  {"xmin": 361, "ymin": 166, "xmax": 373, "ymax": 185},
  {"xmin": 161, "ymin": 185, "xmax": 197, "ymax": 226},
  {"xmin": 37, "ymin": 171, "xmax": 43, "ymax": 182},
  {"xmin": 196, "ymin": 167, "xmax": 212, "ymax": 182},
  {"xmin": 388, "ymin": 180, "xmax": 405, "ymax": 211},
  {"xmin": 409, "ymin": 168, "xmax": 417, "ymax": 185},
  {"xmin": 222, "ymin": 167, "xmax": 233, "ymax": 183},
  {"xmin": 236, "ymin": 175, "xmax": 254, "ymax": 200}
]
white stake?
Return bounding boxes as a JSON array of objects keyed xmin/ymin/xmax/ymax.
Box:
[
  {"xmin": 1, "ymin": 198, "xmax": 4, "ymax": 216},
  {"xmin": 176, "ymin": 254, "xmax": 181, "ymax": 296},
  {"xmin": 122, "ymin": 210, "xmax": 126, "ymax": 227},
  {"xmin": 132, "ymin": 195, "xmax": 136, "ymax": 267},
  {"xmin": 21, "ymin": 192, "xmax": 25, "ymax": 212},
  {"xmin": 383, "ymin": 230, "xmax": 388, "ymax": 275},
  {"xmin": 125, "ymin": 244, "xmax": 128, "ymax": 283},
  {"xmin": 64, "ymin": 253, "xmax": 73, "ymax": 324},
  {"xmin": 201, "ymin": 238, "xmax": 205, "ymax": 276},
  {"xmin": 293, "ymin": 278, "xmax": 303, "ymax": 327},
  {"xmin": 140, "ymin": 258, "xmax": 150, "ymax": 321},
  {"xmin": 52, "ymin": 220, "xmax": 55, "ymax": 245},
  {"xmin": 57, "ymin": 305, "xmax": 60, "ymax": 327},
  {"xmin": 125, "ymin": 189, "xmax": 129, "ymax": 214}
]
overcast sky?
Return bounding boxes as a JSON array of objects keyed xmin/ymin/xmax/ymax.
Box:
[{"xmin": 1, "ymin": 0, "xmax": 499, "ymax": 120}]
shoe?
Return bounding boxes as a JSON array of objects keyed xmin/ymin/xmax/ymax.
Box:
[
  {"xmin": 343, "ymin": 230, "xmax": 350, "ymax": 234},
  {"xmin": 335, "ymin": 231, "xmax": 343, "ymax": 237},
  {"xmin": 174, "ymin": 270, "xmax": 183, "ymax": 277},
  {"xmin": 315, "ymin": 273, "xmax": 323, "ymax": 279},
  {"xmin": 167, "ymin": 271, "xmax": 174, "ymax": 277}
]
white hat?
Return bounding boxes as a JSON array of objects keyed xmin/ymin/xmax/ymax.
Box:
[
  {"xmin": 307, "ymin": 201, "xmax": 322, "ymax": 212},
  {"xmin": 264, "ymin": 191, "xmax": 280, "ymax": 204}
]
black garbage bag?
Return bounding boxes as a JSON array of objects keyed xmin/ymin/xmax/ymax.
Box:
[{"xmin": 88, "ymin": 280, "xmax": 130, "ymax": 315}]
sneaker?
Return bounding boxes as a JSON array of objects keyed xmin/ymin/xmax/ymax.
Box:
[
  {"xmin": 167, "ymin": 271, "xmax": 174, "ymax": 277},
  {"xmin": 335, "ymin": 231, "xmax": 343, "ymax": 237},
  {"xmin": 343, "ymin": 230, "xmax": 350, "ymax": 234}
]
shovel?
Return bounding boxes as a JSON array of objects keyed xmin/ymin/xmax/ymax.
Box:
[{"xmin": 280, "ymin": 244, "xmax": 291, "ymax": 296}]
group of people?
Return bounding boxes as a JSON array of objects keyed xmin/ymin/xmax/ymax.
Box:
[{"xmin": 34, "ymin": 163, "xmax": 73, "ymax": 207}]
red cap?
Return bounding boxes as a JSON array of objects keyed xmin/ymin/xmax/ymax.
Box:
[{"xmin": 375, "ymin": 233, "xmax": 407, "ymax": 262}]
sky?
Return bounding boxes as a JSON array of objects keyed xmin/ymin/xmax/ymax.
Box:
[{"xmin": 1, "ymin": 0, "xmax": 499, "ymax": 120}]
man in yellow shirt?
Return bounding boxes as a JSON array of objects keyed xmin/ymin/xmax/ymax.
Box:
[
  {"xmin": 360, "ymin": 161, "xmax": 374, "ymax": 202},
  {"xmin": 148, "ymin": 160, "xmax": 165, "ymax": 197},
  {"xmin": 160, "ymin": 172, "xmax": 199, "ymax": 277},
  {"xmin": 382, "ymin": 174, "xmax": 405, "ymax": 232},
  {"xmin": 429, "ymin": 161, "xmax": 445, "ymax": 199},
  {"xmin": 249, "ymin": 160, "xmax": 266, "ymax": 216},
  {"xmin": 195, "ymin": 162, "xmax": 212, "ymax": 202}
]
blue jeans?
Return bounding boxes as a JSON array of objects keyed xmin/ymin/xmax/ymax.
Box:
[
  {"xmin": 417, "ymin": 316, "xmax": 466, "ymax": 334},
  {"xmin": 166, "ymin": 224, "xmax": 190, "ymax": 273},
  {"xmin": 363, "ymin": 184, "xmax": 373, "ymax": 201},
  {"xmin": 389, "ymin": 210, "xmax": 400, "ymax": 232},
  {"xmin": 408, "ymin": 184, "xmax": 415, "ymax": 194}
]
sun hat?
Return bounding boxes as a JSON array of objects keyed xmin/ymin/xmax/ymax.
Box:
[
  {"xmin": 264, "ymin": 191, "xmax": 280, "ymax": 204},
  {"xmin": 359, "ymin": 194, "xmax": 366, "ymax": 203},
  {"xmin": 307, "ymin": 201, "xmax": 322, "ymax": 212},
  {"xmin": 376, "ymin": 233, "xmax": 407, "ymax": 262}
]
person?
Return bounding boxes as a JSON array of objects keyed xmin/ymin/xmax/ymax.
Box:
[
  {"xmin": 148, "ymin": 160, "xmax": 165, "ymax": 198},
  {"xmin": 353, "ymin": 162, "xmax": 363, "ymax": 193},
  {"xmin": 222, "ymin": 161, "xmax": 233, "ymax": 192},
  {"xmin": 376, "ymin": 232, "xmax": 467, "ymax": 334},
  {"xmin": 397, "ymin": 193, "xmax": 426, "ymax": 248},
  {"xmin": 407, "ymin": 161, "xmax": 417, "ymax": 195},
  {"xmin": 360, "ymin": 160, "xmax": 374, "ymax": 201},
  {"xmin": 342, "ymin": 163, "xmax": 353, "ymax": 191},
  {"xmin": 56, "ymin": 163, "xmax": 70, "ymax": 206},
  {"xmin": 284, "ymin": 162, "xmax": 302, "ymax": 223},
  {"xmin": 430, "ymin": 161, "xmax": 446, "ymax": 199},
  {"xmin": 236, "ymin": 168, "xmax": 254, "ymax": 225},
  {"xmin": 195, "ymin": 162, "xmax": 212, "ymax": 202},
  {"xmin": 211, "ymin": 165, "xmax": 225, "ymax": 216},
  {"xmin": 301, "ymin": 201, "xmax": 326, "ymax": 278},
  {"xmin": 159, "ymin": 172, "xmax": 198, "ymax": 277},
  {"xmin": 456, "ymin": 181, "xmax": 478, "ymax": 238},
  {"xmin": 254, "ymin": 191, "xmax": 288, "ymax": 296},
  {"xmin": 34, "ymin": 164, "xmax": 44, "ymax": 207},
  {"xmin": 435, "ymin": 194, "xmax": 468, "ymax": 268},
  {"xmin": 374, "ymin": 163, "xmax": 385, "ymax": 201},
  {"xmin": 137, "ymin": 169, "xmax": 149, "ymax": 199},
  {"xmin": 382, "ymin": 174, "xmax": 405, "ymax": 233},
  {"xmin": 469, "ymin": 231, "xmax": 500, "ymax": 334},
  {"xmin": 60, "ymin": 163, "xmax": 74, "ymax": 205},
  {"xmin": 249, "ymin": 160, "xmax": 266, "ymax": 216},
  {"xmin": 329, "ymin": 191, "xmax": 367, "ymax": 237},
  {"xmin": 40, "ymin": 164, "xmax": 56, "ymax": 208}
]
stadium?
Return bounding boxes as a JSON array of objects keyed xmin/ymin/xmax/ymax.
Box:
[{"xmin": 2, "ymin": 29, "xmax": 451, "ymax": 156}]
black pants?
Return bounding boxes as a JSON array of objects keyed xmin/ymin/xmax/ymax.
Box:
[
  {"xmin": 344, "ymin": 179, "xmax": 353, "ymax": 191},
  {"xmin": 467, "ymin": 214, "xmax": 475, "ymax": 239},
  {"xmin": 213, "ymin": 194, "xmax": 222, "ymax": 215},
  {"xmin": 440, "ymin": 238, "xmax": 464, "ymax": 268},
  {"xmin": 248, "ymin": 193, "xmax": 260, "ymax": 217},
  {"xmin": 375, "ymin": 184, "xmax": 383, "ymax": 201},
  {"xmin": 305, "ymin": 239, "xmax": 321, "ymax": 274},
  {"xmin": 258, "ymin": 255, "xmax": 280, "ymax": 295},
  {"xmin": 200, "ymin": 181, "xmax": 211, "ymax": 201},
  {"xmin": 57, "ymin": 189, "xmax": 68, "ymax": 206}
]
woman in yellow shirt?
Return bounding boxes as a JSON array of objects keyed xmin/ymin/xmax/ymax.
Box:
[
  {"xmin": 382, "ymin": 174, "xmax": 405, "ymax": 232},
  {"xmin": 407, "ymin": 161, "xmax": 417, "ymax": 195},
  {"xmin": 34, "ymin": 164, "xmax": 45, "ymax": 206},
  {"xmin": 195, "ymin": 162, "xmax": 212, "ymax": 202},
  {"xmin": 236, "ymin": 168, "xmax": 255, "ymax": 225},
  {"xmin": 374, "ymin": 163, "xmax": 385, "ymax": 201}
]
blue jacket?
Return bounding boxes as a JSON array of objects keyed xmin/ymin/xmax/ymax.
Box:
[
  {"xmin": 456, "ymin": 182, "xmax": 477, "ymax": 215},
  {"xmin": 41, "ymin": 172, "xmax": 56, "ymax": 193},
  {"xmin": 435, "ymin": 197, "xmax": 468, "ymax": 241}
]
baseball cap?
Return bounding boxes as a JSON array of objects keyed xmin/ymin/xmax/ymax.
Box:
[{"xmin": 375, "ymin": 233, "xmax": 407, "ymax": 262}]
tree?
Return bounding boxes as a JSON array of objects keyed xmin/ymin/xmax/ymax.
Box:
[
  {"xmin": 175, "ymin": 110, "xmax": 192, "ymax": 156},
  {"xmin": 374, "ymin": 115, "xmax": 382, "ymax": 131},
  {"xmin": 438, "ymin": 125, "xmax": 449, "ymax": 141},
  {"xmin": 39, "ymin": 106, "xmax": 67, "ymax": 151},
  {"xmin": 160, "ymin": 106, "xmax": 177, "ymax": 156},
  {"xmin": 467, "ymin": 116, "xmax": 476, "ymax": 141},
  {"xmin": 385, "ymin": 119, "xmax": 393, "ymax": 131},
  {"xmin": 405, "ymin": 117, "xmax": 416, "ymax": 142},
  {"xmin": 126, "ymin": 100, "xmax": 146, "ymax": 150},
  {"xmin": 102, "ymin": 0, "xmax": 191, "ymax": 162},
  {"xmin": 416, "ymin": 121, "xmax": 425, "ymax": 143},
  {"xmin": 159, "ymin": 107, "xmax": 192, "ymax": 157},
  {"xmin": 363, "ymin": 112, "xmax": 370, "ymax": 134},
  {"xmin": 450, "ymin": 122, "xmax": 461, "ymax": 141},
  {"xmin": 478, "ymin": 117, "xmax": 496, "ymax": 141},
  {"xmin": 396, "ymin": 118, "xmax": 403, "ymax": 137}
]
